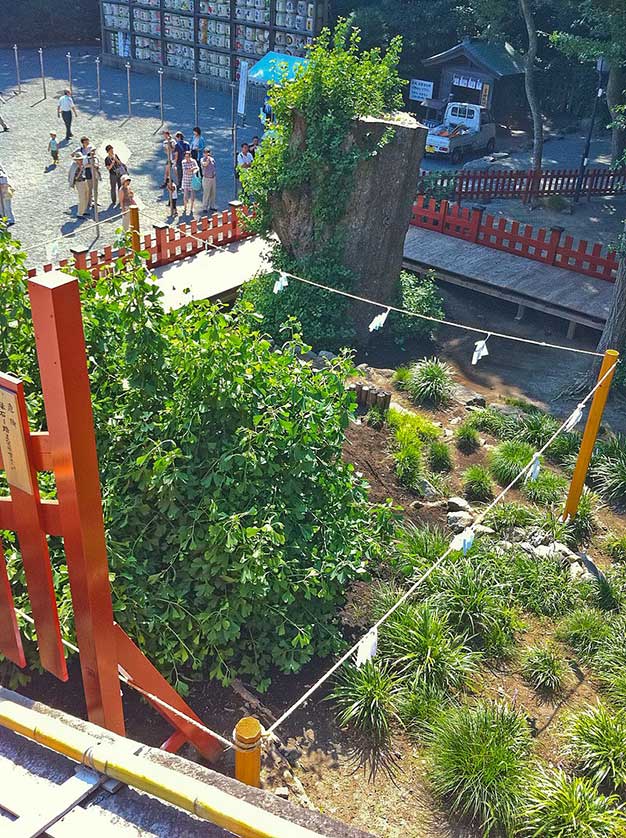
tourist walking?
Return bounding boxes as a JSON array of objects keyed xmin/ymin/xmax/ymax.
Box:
[
  {"xmin": 104, "ymin": 144, "xmax": 127, "ymax": 206},
  {"xmin": 0, "ymin": 163, "xmax": 15, "ymax": 226},
  {"xmin": 119, "ymin": 174, "xmax": 137, "ymax": 232},
  {"xmin": 69, "ymin": 155, "xmax": 90, "ymax": 218},
  {"xmin": 161, "ymin": 130, "xmax": 176, "ymax": 187},
  {"xmin": 181, "ymin": 149, "xmax": 199, "ymax": 215},
  {"xmin": 200, "ymin": 147, "xmax": 217, "ymax": 213},
  {"xmin": 190, "ymin": 127, "xmax": 205, "ymax": 162},
  {"xmin": 57, "ymin": 89, "xmax": 77, "ymax": 140},
  {"xmin": 236, "ymin": 142, "xmax": 253, "ymax": 195},
  {"xmin": 173, "ymin": 131, "xmax": 190, "ymax": 188},
  {"xmin": 47, "ymin": 132, "xmax": 59, "ymax": 167}
]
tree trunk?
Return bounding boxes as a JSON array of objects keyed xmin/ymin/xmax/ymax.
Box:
[
  {"xmin": 597, "ymin": 224, "xmax": 626, "ymax": 357},
  {"xmin": 607, "ymin": 63, "xmax": 626, "ymax": 166},
  {"xmin": 269, "ymin": 111, "xmax": 426, "ymax": 345},
  {"xmin": 518, "ymin": 0, "xmax": 543, "ymax": 205}
]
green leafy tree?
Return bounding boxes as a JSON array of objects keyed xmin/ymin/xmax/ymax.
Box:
[
  {"xmin": 239, "ymin": 20, "xmax": 408, "ymax": 347},
  {"xmin": 0, "ymin": 225, "xmax": 393, "ymax": 691},
  {"xmin": 552, "ymin": 0, "xmax": 626, "ymax": 163}
]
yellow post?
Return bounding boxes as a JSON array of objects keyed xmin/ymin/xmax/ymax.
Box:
[
  {"xmin": 564, "ymin": 348, "xmax": 619, "ymax": 520},
  {"xmin": 129, "ymin": 205, "xmax": 141, "ymax": 253},
  {"xmin": 234, "ymin": 716, "xmax": 262, "ymax": 788}
]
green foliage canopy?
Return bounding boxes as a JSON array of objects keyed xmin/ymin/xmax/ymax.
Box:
[{"xmin": 0, "ymin": 226, "xmax": 393, "ymax": 691}]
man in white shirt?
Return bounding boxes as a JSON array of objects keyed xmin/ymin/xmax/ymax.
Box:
[
  {"xmin": 57, "ymin": 89, "xmax": 77, "ymax": 140},
  {"xmin": 236, "ymin": 143, "xmax": 253, "ymax": 195}
]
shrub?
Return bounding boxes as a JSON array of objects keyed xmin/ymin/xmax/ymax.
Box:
[
  {"xmin": 566, "ymin": 704, "xmax": 626, "ymax": 791},
  {"xmin": 1, "ymin": 236, "xmax": 395, "ymax": 690},
  {"xmin": 429, "ymin": 440, "xmax": 453, "ymax": 473},
  {"xmin": 604, "ymin": 533, "xmax": 626, "ymax": 563},
  {"xmin": 365, "ymin": 405, "xmax": 386, "ymax": 429},
  {"xmin": 455, "ymin": 422, "xmax": 481, "ymax": 454},
  {"xmin": 521, "ymin": 644, "xmax": 569, "ymax": 692},
  {"xmin": 521, "ymin": 469, "xmax": 568, "ymax": 506},
  {"xmin": 521, "ymin": 769, "xmax": 626, "ymax": 838},
  {"xmin": 557, "ymin": 608, "xmax": 610, "ymax": 661},
  {"xmin": 484, "ymin": 501, "xmax": 536, "ymax": 535},
  {"xmin": 379, "ymin": 603, "xmax": 478, "ymax": 691},
  {"xmin": 407, "ymin": 357, "xmax": 454, "ymax": 406},
  {"xmin": 390, "ymin": 270, "xmax": 444, "ymax": 343},
  {"xmin": 427, "ymin": 559, "xmax": 517, "ymax": 656},
  {"xmin": 392, "ymin": 523, "xmax": 449, "ymax": 578},
  {"xmin": 463, "ymin": 465, "xmax": 495, "ymax": 502},
  {"xmin": 489, "ymin": 441, "xmax": 536, "ymax": 486},
  {"xmin": 391, "ymin": 366, "xmax": 410, "ymax": 390},
  {"xmin": 428, "ymin": 701, "xmax": 532, "ymax": 836}
]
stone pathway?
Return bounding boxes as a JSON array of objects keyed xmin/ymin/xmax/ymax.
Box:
[{"xmin": 0, "ymin": 45, "xmax": 263, "ymax": 269}]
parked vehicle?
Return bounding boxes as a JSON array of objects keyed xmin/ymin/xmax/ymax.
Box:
[{"xmin": 425, "ymin": 102, "xmax": 496, "ymax": 164}]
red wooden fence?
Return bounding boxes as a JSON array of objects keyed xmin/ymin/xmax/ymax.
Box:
[
  {"xmin": 416, "ymin": 166, "xmax": 626, "ymax": 204},
  {"xmin": 410, "ymin": 195, "xmax": 619, "ymax": 283},
  {"xmin": 27, "ymin": 204, "xmax": 251, "ymax": 280}
]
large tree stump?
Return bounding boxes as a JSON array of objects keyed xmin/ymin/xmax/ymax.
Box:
[{"xmin": 269, "ymin": 111, "xmax": 426, "ymax": 345}]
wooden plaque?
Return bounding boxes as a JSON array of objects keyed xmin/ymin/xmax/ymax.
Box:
[{"xmin": 0, "ymin": 387, "xmax": 34, "ymax": 495}]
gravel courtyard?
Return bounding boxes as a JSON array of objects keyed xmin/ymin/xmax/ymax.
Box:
[{"xmin": 0, "ymin": 45, "xmax": 263, "ymax": 268}]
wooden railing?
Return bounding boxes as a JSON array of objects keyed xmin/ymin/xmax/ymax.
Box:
[
  {"xmin": 27, "ymin": 204, "xmax": 252, "ymax": 280},
  {"xmin": 410, "ymin": 195, "xmax": 619, "ymax": 283},
  {"xmin": 416, "ymin": 166, "xmax": 626, "ymax": 205}
]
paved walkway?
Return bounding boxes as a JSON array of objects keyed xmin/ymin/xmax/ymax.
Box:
[
  {"xmin": 0, "ymin": 45, "xmax": 262, "ymax": 269},
  {"xmin": 403, "ymin": 225, "xmax": 615, "ymax": 331}
]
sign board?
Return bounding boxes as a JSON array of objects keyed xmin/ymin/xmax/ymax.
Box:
[
  {"xmin": 409, "ymin": 78, "xmax": 434, "ymax": 102},
  {"xmin": 237, "ymin": 60, "xmax": 249, "ymax": 116},
  {"xmin": 0, "ymin": 387, "xmax": 33, "ymax": 495}
]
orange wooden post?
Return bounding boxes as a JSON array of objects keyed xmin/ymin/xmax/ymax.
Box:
[
  {"xmin": 0, "ymin": 374, "xmax": 67, "ymax": 680},
  {"xmin": 28, "ymin": 271, "xmax": 125, "ymax": 735},
  {"xmin": 234, "ymin": 716, "xmax": 262, "ymax": 787},
  {"xmin": 129, "ymin": 206, "xmax": 141, "ymax": 253},
  {"xmin": 0, "ymin": 542, "xmax": 26, "ymax": 668},
  {"xmin": 229, "ymin": 200, "xmax": 242, "ymax": 241},
  {"xmin": 564, "ymin": 349, "xmax": 620, "ymax": 521}
]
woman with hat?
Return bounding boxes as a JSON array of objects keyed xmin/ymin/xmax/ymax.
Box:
[
  {"xmin": 69, "ymin": 152, "xmax": 90, "ymax": 219},
  {"xmin": 119, "ymin": 173, "xmax": 137, "ymax": 231}
]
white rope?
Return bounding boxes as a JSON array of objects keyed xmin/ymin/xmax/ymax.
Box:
[
  {"xmin": 265, "ymin": 360, "xmax": 619, "ymax": 736},
  {"xmin": 276, "ymin": 270, "xmax": 605, "ymax": 358},
  {"xmin": 25, "ymin": 212, "xmax": 126, "ymax": 252}
]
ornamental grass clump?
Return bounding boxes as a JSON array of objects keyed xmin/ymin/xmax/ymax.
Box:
[
  {"xmin": 331, "ymin": 660, "xmax": 399, "ymax": 747},
  {"xmin": 427, "ymin": 700, "xmax": 532, "ymax": 836},
  {"xmin": 463, "ymin": 465, "xmax": 495, "ymax": 502},
  {"xmin": 455, "ymin": 422, "xmax": 481, "ymax": 454},
  {"xmin": 604, "ymin": 533, "xmax": 626, "ymax": 563},
  {"xmin": 521, "ymin": 644, "xmax": 569, "ymax": 692},
  {"xmin": 567, "ymin": 489, "xmax": 601, "ymax": 548},
  {"xmin": 426, "ymin": 559, "xmax": 517, "ymax": 657},
  {"xmin": 392, "ymin": 522, "xmax": 449, "ymax": 578},
  {"xmin": 379, "ymin": 603, "xmax": 478, "ymax": 691},
  {"xmin": 591, "ymin": 451, "xmax": 626, "ymax": 502},
  {"xmin": 489, "ymin": 441, "xmax": 536, "ymax": 486},
  {"xmin": 429, "ymin": 439, "xmax": 453, "ymax": 473},
  {"xmin": 565, "ymin": 703, "xmax": 626, "ymax": 791},
  {"xmin": 391, "ymin": 366, "xmax": 410, "ymax": 389},
  {"xmin": 484, "ymin": 501, "xmax": 536, "ymax": 535},
  {"xmin": 557, "ymin": 608, "xmax": 610, "ymax": 661},
  {"xmin": 407, "ymin": 357, "xmax": 454, "ymax": 407},
  {"xmin": 521, "ymin": 769, "xmax": 626, "ymax": 838},
  {"xmin": 521, "ymin": 469, "xmax": 568, "ymax": 506}
]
